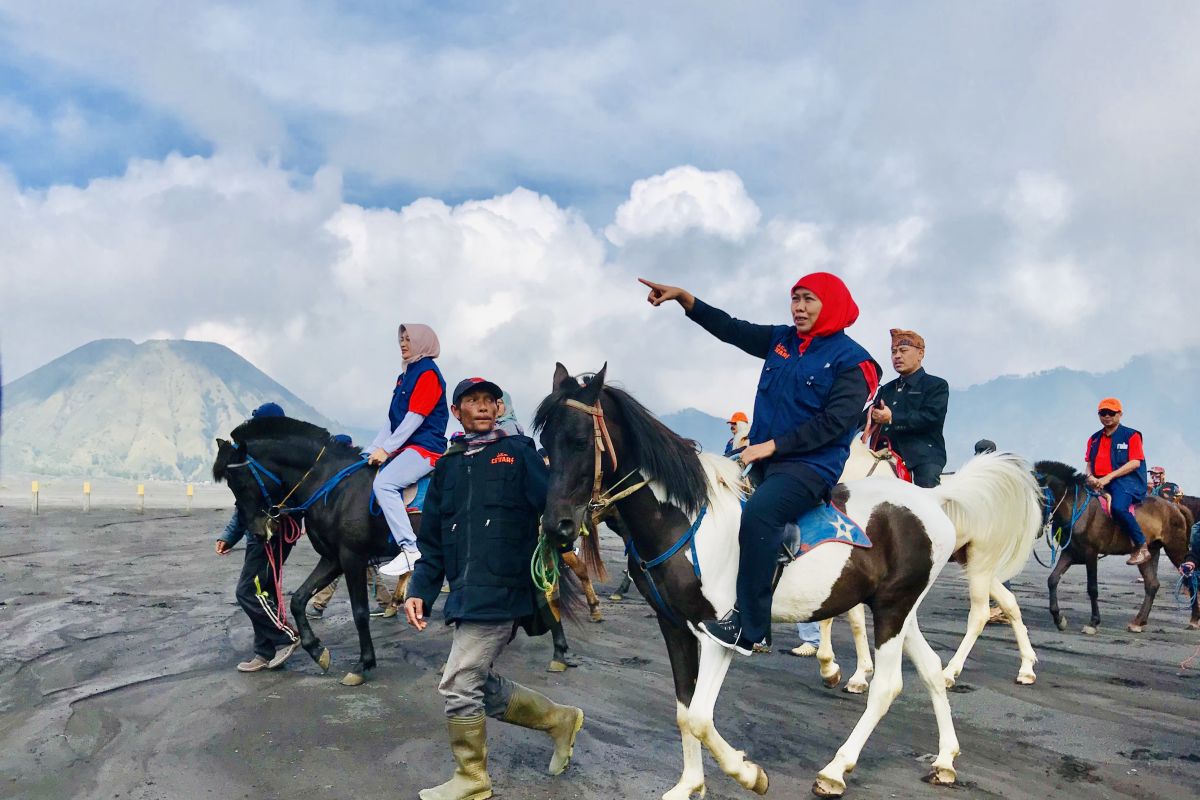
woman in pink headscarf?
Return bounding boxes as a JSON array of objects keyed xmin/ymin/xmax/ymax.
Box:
[{"xmin": 370, "ymin": 324, "xmax": 450, "ymax": 577}]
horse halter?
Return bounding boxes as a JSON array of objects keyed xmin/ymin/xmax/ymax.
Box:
[{"xmin": 563, "ymin": 398, "xmax": 649, "ymax": 525}]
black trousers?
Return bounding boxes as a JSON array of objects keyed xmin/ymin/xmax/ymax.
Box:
[
  {"xmin": 910, "ymin": 462, "xmax": 943, "ymax": 488},
  {"xmin": 235, "ymin": 534, "xmax": 296, "ymax": 659},
  {"xmin": 736, "ymin": 468, "xmax": 825, "ymax": 642}
]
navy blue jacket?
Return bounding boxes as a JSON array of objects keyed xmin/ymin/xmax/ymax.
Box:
[
  {"xmin": 388, "ymin": 357, "xmax": 450, "ymax": 455},
  {"xmin": 1187, "ymin": 520, "xmax": 1200, "ymax": 565},
  {"xmin": 408, "ymin": 434, "xmax": 549, "ymax": 623},
  {"xmin": 1086, "ymin": 425, "xmax": 1147, "ymax": 499},
  {"xmin": 687, "ymin": 299, "xmax": 879, "ymax": 485}
]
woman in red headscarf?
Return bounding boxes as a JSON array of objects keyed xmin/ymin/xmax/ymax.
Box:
[{"xmin": 639, "ymin": 274, "xmax": 880, "ymax": 655}]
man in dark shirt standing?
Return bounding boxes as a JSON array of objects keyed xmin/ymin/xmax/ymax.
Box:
[
  {"xmin": 405, "ymin": 377, "xmax": 584, "ymax": 800},
  {"xmin": 869, "ymin": 329, "xmax": 949, "ymax": 488}
]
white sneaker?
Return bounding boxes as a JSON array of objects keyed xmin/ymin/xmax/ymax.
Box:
[{"xmin": 379, "ymin": 548, "xmax": 421, "ymax": 577}]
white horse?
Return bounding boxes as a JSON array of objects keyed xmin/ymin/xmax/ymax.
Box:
[
  {"xmin": 827, "ymin": 436, "xmax": 1043, "ymax": 690},
  {"xmin": 538, "ymin": 370, "xmax": 1042, "ymax": 797}
]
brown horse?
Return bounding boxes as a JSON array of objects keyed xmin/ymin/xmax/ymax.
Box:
[{"xmin": 1037, "ymin": 461, "xmax": 1199, "ymax": 634}]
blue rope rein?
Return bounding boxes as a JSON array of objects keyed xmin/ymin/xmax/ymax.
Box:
[
  {"xmin": 1035, "ymin": 482, "xmax": 1091, "ymax": 568},
  {"xmin": 1174, "ymin": 570, "xmax": 1200, "ymax": 611},
  {"xmin": 626, "ymin": 505, "xmax": 707, "ymax": 628}
]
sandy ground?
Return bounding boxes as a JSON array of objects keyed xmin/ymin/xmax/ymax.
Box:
[{"xmin": 2, "ymin": 505, "xmax": 1199, "ymax": 800}]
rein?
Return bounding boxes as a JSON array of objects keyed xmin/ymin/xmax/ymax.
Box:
[
  {"xmin": 559, "ymin": 395, "xmax": 705, "ymax": 628},
  {"xmin": 1034, "ymin": 482, "xmax": 1090, "ymax": 568},
  {"xmin": 563, "ymin": 398, "xmax": 651, "ymax": 526}
]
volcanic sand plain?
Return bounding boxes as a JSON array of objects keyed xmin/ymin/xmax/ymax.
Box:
[{"xmin": 2, "ymin": 505, "xmax": 1199, "ymax": 800}]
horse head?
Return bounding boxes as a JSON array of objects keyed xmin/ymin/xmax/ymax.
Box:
[{"xmin": 534, "ymin": 362, "xmax": 611, "ymax": 549}]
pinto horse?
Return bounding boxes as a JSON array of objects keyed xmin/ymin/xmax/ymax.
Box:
[
  {"xmin": 822, "ymin": 437, "xmax": 1043, "ymax": 691},
  {"xmin": 213, "ymin": 416, "xmax": 415, "ymax": 686},
  {"xmin": 1037, "ymin": 460, "xmax": 1199, "ymax": 633},
  {"xmin": 533, "ymin": 364, "xmax": 1045, "ymax": 798}
]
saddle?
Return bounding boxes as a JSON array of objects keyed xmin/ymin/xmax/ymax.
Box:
[
  {"xmin": 400, "ymin": 475, "xmax": 433, "ymax": 513},
  {"xmin": 778, "ymin": 502, "xmax": 873, "ymax": 564},
  {"xmin": 1096, "ymin": 492, "xmax": 1138, "ymax": 519}
]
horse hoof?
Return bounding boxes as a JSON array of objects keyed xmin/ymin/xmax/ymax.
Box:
[
  {"xmin": 1082, "ymin": 625, "xmax": 1098, "ymax": 636},
  {"xmin": 752, "ymin": 766, "xmax": 769, "ymax": 795},
  {"xmin": 1187, "ymin": 621, "xmax": 1200, "ymax": 631},
  {"xmin": 943, "ymin": 674, "xmax": 956, "ymax": 689},
  {"xmin": 340, "ymin": 672, "xmax": 364, "ymax": 687},
  {"xmin": 609, "ymin": 594, "xmax": 623, "ymax": 601},
  {"xmin": 1016, "ymin": 673, "xmax": 1036, "ymax": 686},
  {"xmin": 928, "ymin": 766, "xmax": 957, "ymax": 786},
  {"xmin": 381, "ymin": 605, "xmax": 398, "ymax": 619},
  {"xmin": 1055, "ymin": 616, "xmax": 1068, "ymax": 631},
  {"xmin": 590, "ymin": 610, "xmax": 604, "ymax": 623},
  {"xmin": 844, "ymin": 680, "xmax": 868, "ymax": 695},
  {"xmin": 822, "ymin": 670, "xmax": 841, "ymax": 689},
  {"xmin": 547, "ymin": 660, "xmax": 568, "ymax": 673},
  {"xmin": 1127, "ymin": 623, "xmax": 1144, "ymax": 633},
  {"xmin": 812, "ymin": 775, "xmax": 845, "ymax": 797},
  {"xmin": 661, "ymin": 784, "xmax": 705, "ymax": 800},
  {"xmin": 317, "ymin": 648, "xmax": 331, "ymax": 672}
]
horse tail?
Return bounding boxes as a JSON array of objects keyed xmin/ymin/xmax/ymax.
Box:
[{"xmin": 931, "ymin": 452, "xmax": 1042, "ymax": 583}]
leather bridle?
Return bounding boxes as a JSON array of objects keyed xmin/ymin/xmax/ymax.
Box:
[{"xmin": 563, "ymin": 398, "xmax": 650, "ymax": 525}]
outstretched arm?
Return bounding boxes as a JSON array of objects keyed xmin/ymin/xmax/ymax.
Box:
[{"xmin": 640, "ymin": 278, "xmax": 775, "ymax": 359}]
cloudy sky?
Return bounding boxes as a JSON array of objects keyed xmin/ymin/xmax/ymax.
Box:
[{"xmin": 2, "ymin": 2, "xmax": 1198, "ymax": 429}]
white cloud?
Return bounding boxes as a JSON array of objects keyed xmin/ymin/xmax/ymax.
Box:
[
  {"xmin": 606, "ymin": 166, "xmax": 762, "ymax": 245},
  {"xmin": 1004, "ymin": 171, "xmax": 1073, "ymax": 230},
  {"xmin": 0, "ymin": 96, "xmax": 37, "ymax": 135}
]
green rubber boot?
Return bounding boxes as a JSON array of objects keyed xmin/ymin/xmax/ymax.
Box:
[
  {"xmin": 419, "ymin": 714, "xmax": 493, "ymax": 800},
  {"xmin": 501, "ymin": 685, "xmax": 584, "ymax": 775}
]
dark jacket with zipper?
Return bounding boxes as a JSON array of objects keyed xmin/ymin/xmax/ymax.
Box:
[
  {"xmin": 408, "ymin": 433, "xmax": 549, "ymax": 623},
  {"xmin": 872, "ymin": 367, "xmax": 949, "ymax": 471}
]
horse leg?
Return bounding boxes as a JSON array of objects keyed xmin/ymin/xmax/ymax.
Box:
[
  {"xmin": 844, "ymin": 604, "xmax": 874, "ymax": 694},
  {"xmin": 816, "ymin": 618, "xmax": 841, "ymax": 688},
  {"xmin": 990, "ymin": 578, "xmax": 1037, "ymax": 685},
  {"xmin": 1082, "ymin": 556, "xmax": 1102, "ymax": 635},
  {"xmin": 1047, "ymin": 550, "xmax": 1075, "ymax": 631},
  {"xmin": 658, "ymin": 621, "xmax": 705, "ymax": 800},
  {"xmin": 289, "ymin": 556, "xmax": 342, "ymax": 672},
  {"xmin": 814, "ymin": 621, "xmax": 907, "ymax": 797},
  {"xmin": 340, "ymin": 552, "xmax": 375, "ymax": 686},
  {"xmin": 1128, "ymin": 548, "xmax": 1161, "ymax": 633},
  {"xmin": 563, "ymin": 551, "xmax": 603, "ymax": 622},
  {"xmin": 943, "ymin": 568, "xmax": 991, "ymax": 688},
  {"xmin": 686, "ymin": 638, "xmax": 769, "ymax": 794},
  {"xmin": 903, "ymin": 621, "xmax": 960, "ymax": 785}
]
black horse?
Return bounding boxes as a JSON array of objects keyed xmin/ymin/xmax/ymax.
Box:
[
  {"xmin": 213, "ymin": 415, "xmax": 582, "ymax": 683},
  {"xmin": 213, "ymin": 416, "xmax": 408, "ymax": 685}
]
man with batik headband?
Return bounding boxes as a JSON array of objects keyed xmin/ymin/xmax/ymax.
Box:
[
  {"xmin": 869, "ymin": 328, "xmax": 949, "ymax": 488},
  {"xmin": 406, "ymin": 377, "xmax": 584, "ymax": 800}
]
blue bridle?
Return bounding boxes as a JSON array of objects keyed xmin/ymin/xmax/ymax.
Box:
[
  {"xmin": 625, "ymin": 505, "xmax": 706, "ymax": 628},
  {"xmin": 226, "ymin": 442, "xmax": 377, "ymax": 519}
]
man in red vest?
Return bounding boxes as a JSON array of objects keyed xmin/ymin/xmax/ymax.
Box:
[{"xmin": 1085, "ymin": 397, "xmax": 1150, "ymax": 566}]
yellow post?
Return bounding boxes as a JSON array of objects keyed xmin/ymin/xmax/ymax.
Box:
[
  {"xmin": 137, "ymin": 483, "xmax": 145, "ymax": 515},
  {"xmin": 31, "ymin": 480, "xmax": 39, "ymax": 515},
  {"xmin": 186, "ymin": 483, "xmax": 194, "ymax": 514},
  {"xmin": 84, "ymin": 481, "xmax": 91, "ymax": 513}
]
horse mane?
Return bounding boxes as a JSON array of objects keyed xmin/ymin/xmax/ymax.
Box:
[
  {"xmin": 1034, "ymin": 460, "xmax": 1086, "ymax": 488},
  {"xmin": 230, "ymin": 415, "xmax": 332, "ymax": 446},
  {"xmin": 534, "ymin": 378, "xmax": 709, "ymax": 517}
]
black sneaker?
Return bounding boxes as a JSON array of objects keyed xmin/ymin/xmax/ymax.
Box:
[{"xmin": 698, "ymin": 610, "xmax": 768, "ymax": 656}]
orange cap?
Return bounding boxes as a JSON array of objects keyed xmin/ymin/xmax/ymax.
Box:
[
  {"xmin": 1097, "ymin": 397, "xmax": 1122, "ymax": 413},
  {"xmin": 727, "ymin": 411, "xmax": 749, "ymax": 424}
]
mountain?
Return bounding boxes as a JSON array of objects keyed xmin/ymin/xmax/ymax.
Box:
[
  {"xmin": 1, "ymin": 339, "xmax": 372, "ymax": 481},
  {"xmin": 665, "ymin": 350, "xmax": 1200, "ymax": 489},
  {"xmin": 660, "ymin": 408, "xmax": 731, "ymax": 455}
]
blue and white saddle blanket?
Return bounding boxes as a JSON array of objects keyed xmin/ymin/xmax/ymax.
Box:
[
  {"xmin": 780, "ymin": 503, "xmax": 872, "ymax": 561},
  {"xmin": 402, "ymin": 475, "xmax": 432, "ymax": 513}
]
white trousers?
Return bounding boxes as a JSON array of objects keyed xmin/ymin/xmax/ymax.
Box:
[{"xmin": 373, "ymin": 449, "xmax": 434, "ymax": 551}]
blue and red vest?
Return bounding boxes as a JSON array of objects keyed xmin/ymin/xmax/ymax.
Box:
[
  {"xmin": 750, "ymin": 328, "xmax": 874, "ymax": 485},
  {"xmin": 389, "ymin": 357, "xmax": 449, "ymax": 456},
  {"xmin": 1086, "ymin": 424, "xmax": 1147, "ymax": 498}
]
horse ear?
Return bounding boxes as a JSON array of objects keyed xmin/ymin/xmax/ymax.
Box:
[
  {"xmin": 553, "ymin": 362, "xmax": 573, "ymax": 390},
  {"xmin": 579, "ymin": 363, "xmax": 607, "ymax": 404},
  {"xmin": 216, "ymin": 438, "xmax": 229, "ymax": 448}
]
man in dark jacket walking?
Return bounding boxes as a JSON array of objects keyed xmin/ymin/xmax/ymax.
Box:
[
  {"xmin": 869, "ymin": 329, "xmax": 949, "ymax": 488},
  {"xmin": 405, "ymin": 377, "xmax": 584, "ymax": 800}
]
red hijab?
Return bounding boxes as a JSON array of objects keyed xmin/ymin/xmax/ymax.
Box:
[{"xmin": 791, "ymin": 272, "xmax": 859, "ymax": 338}]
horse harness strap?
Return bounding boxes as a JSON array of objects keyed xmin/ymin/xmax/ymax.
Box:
[
  {"xmin": 563, "ymin": 398, "xmax": 651, "ymax": 525},
  {"xmin": 625, "ymin": 505, "xmax": 707, "ymax": 628},
  {"xmin": 267, "ymin": 445, "xmax": 329, "ymax": 519}
]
